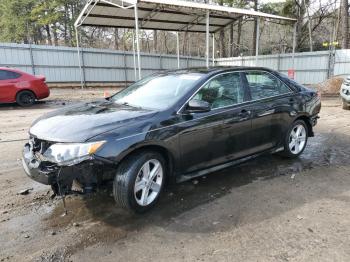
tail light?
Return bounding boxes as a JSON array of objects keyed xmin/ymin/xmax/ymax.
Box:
[{"xmin": 36, "ymin": 75, "xmax": 46, "ymax": 82}]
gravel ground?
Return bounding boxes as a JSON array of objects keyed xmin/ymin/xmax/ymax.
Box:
[{"xmin": 0, "ymin": 90, "xmax": 350, "ymax": 262}]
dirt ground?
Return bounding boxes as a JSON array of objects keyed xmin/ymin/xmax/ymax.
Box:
[{"xmin": 1, "ymin": 89, "xmax": 350, "ymax": 262}]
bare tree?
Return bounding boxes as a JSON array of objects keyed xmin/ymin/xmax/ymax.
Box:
[
  {"xmin": 153, "ymin": 30, "xmax": 157, "ymax": 52},
  {"xmin": 114, "ymin": 28, "xmax": 119, "ymax": 49},
  {"xmin": 234, "ymin": 17, "xmax": 243, "ymax": 56},
  {"xmin": 218, "ymin": 0, "xmax": 226, "ymax": 57},
  {"xmin": 304, "ymin": 0, "xmax": 313, "ymax": 51},
  {"xmin": 182, "ymin": 31, "xmax": 188, "ymax": 55},
  {"xmin": 340, "ymin": 0, "xmax": 349, "ymax": 48}
]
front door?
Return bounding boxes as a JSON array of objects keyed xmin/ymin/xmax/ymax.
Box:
[{"xmin": 178, "ymin": 71, "xmax": 252, "ymax": 174}]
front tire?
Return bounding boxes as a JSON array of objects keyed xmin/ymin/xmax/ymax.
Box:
[
  {"xmin": 16, "ymin": 90, "xmax": 36, "ymax": 106},
  {"xmin": 280, "ymin": 120, "xmax": 308, "ymax": 158},
  {"xmin": 113, "ymin": 151, "xmax": 166, "ymax": 213}
]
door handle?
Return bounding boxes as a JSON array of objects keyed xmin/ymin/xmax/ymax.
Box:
[
  {"xmin": 238, "ymin": 109, "xmax": 251, "ymax": 117},
  {"xmin": 289, "ymin": 98, "xmax": 295, "ymax": 103},
  {"xmin": 224, "ymin": 109, "xmax": 251, "ymax": 125}
]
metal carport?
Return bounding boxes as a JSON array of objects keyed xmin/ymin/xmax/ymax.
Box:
[{"xmin": 74, "ymin": 0, "xmax": 296, "ymax": 86}]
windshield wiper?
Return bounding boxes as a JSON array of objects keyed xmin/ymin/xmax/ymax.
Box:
[{"xmin": 120, "ymin": 102, "xmax": 143, "ymax": 110}]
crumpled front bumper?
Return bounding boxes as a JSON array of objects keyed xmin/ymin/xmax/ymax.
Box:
[
  {"xmin": 22, "ymin": 143, "xmax": 57, "ymax": 185},
  {"xmin": 22, "ymin": 141, "xmax": 115, "ymax": 194}
]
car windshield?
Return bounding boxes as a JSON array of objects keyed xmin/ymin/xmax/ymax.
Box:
[{"xmin": 110, "ymin": 73, "xmax": 203, "ymax": 110}]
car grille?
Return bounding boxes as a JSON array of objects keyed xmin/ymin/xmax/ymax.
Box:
[{"xmin": 30, "ymin": 136, "xmax": 53, "ymax": 154}]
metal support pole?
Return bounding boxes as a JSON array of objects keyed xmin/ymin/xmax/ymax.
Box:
[
  {"xmin": 212, "ymin": 33, "xmax": 215, "ymax": 66},
  {"xmin": 134, "ymin": 4, "xmax": 141, "ymax": 80},
  {"xmin": 255, "ymin": 18, "xmax": 260, "ymax": 66},
  {"xmin": 28, "ymin": 42, "xmax": 36, "ymax": 75},
  {"xmin": 132, "ymin": 31, "xmax": 137, "ymax": 81},
  {"xmin": 159, "ymin": 54, "xmax": 163, "ymax": 70},
  {"xmin": 292, "ymin": 22, "xmax": 297, "ymax": 69},
  {"xmin": 206, "ymin": 10, "xmax": 210, "ymax": 68},
  {"xmin": 176, "ymin": 32, "xmax": 180, "ymax": 69},
  {"xmin": 123, "ymin": 50, "xmax": 128, "ymax": 87},
  {"xmin": 75, "ymin": 27, "xmax": 85, "ymax": 89},
  {"xmin": 81, "ymin": 48, "xmax": 86, "ymax": 88}
]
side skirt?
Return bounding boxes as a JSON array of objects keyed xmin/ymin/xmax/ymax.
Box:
[{"xmin": 176, "ymin": 146, "xmax": 284, "ymax": 183}]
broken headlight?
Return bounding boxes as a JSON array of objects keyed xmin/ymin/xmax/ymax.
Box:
[{"xmin": 42, "ymin": 141, "xmax": 106, "ymax": 166}]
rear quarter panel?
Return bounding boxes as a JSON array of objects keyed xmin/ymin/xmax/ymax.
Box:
[
  {"xmin": 299, "ymin": 87, "xmax": 321, "ymax": 117},
  {"xmin": 29, "ymin": 79, "xmax": 50, "ymax": 99},
  {"xmin": 13, "ymin": 74, "xmax": 50, "ymax": 100}
]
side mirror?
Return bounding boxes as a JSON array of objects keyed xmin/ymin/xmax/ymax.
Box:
[{"xmin": 186, "ymin": 99, "xmax": 211, "ymax": 113}]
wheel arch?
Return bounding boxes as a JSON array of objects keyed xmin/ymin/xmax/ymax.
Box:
[
  {"xmin": 294, "ymin": 115, "xmax": 314, "ymax": 137},
  {"xmin": 16, "ymin": 89, "xmax": 37, "ymax": 99},
  {"xmin": 116, "ymin": 144, "xmax": 176, "ymax": 182}
]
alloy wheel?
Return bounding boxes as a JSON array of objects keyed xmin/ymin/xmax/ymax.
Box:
[
  {"xmin": 20, "ymin": 93, "xmax": 35, "ymax": 106},
  {"xmin": 134, "ymin": 159, "xmax": 163, "ymax": 206},
  {"xmin": 289, "ymin": 124, "xmax": 307, "ymax": 154}
]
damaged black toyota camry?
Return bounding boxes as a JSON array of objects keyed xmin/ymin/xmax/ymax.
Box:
[{"xmin": 22, "ymin": 67, "xmax": 321, "ymax": 213}]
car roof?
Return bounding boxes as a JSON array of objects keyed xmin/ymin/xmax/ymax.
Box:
[{"xmin": 162, "ymin": 66, "xmax": 275, "ymax": 75}]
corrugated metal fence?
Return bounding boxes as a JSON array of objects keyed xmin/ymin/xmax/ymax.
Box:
[
  {"xmin": 216, "ymin": 49, "xmax": 350, "ymax": 84},
  {"xmin": 1, "ymin": 43, "xmax": 349, "ymax": 85},
  {"xmin": 0, "ymin": 43, "xmax": 206, "ymax": 84}
]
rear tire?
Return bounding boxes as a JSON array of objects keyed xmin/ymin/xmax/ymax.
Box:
[
  {"xmin": 113, "ymin": 151, "xmax": 166, "ymax": 213},
  {"xmin": 16, "ymin": 90, "xmax": 36, "ymax": 106},
  {"xmin": 280, "ymin": 120, "xmax": 308, "ymax": 158}
]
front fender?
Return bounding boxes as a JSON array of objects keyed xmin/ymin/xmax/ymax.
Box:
[{"xmin": 93, "ymin": 128, "xmax": 180, "ymax": 170}]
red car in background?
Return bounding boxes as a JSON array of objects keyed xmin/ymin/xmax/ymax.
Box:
[{"xmin": 0, "ymin": 67, "xmax": 50, "ymax": 106}]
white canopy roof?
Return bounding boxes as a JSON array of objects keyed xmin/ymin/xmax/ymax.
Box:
[
  {"xmin": 74, "ymin": 0, "xmax": 297, "ymax": 85},
  {"xmin": 75, "ymin": 0, "xmax": 296, "ymax": 33}
]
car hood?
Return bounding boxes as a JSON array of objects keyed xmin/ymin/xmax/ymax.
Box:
[{"xmin": 29, "ymin": 99, "xmax": 158, "ymax": 142}]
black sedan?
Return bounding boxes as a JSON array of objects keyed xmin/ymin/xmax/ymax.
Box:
[{"xmin": 22, "ymin": 67, "xmax": 321, "ymax": 213}]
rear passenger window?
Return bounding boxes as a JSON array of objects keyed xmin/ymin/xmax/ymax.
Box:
[
  {"xmin": 245, "ymin": 71, "xmax": 291, "ymax": 100},
  {"xmin": 192, "ymin": 72, "xmax": 245, "ymax": 109},
  {"xmin": 0, "ymin": 70, "xmax": 21, "ymax": 80}
]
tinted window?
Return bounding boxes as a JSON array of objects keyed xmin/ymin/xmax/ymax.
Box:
[
  {"xmin": 192, "ymin": 72, "xmax": 244, "ymax": 109},
  {"xmin": 111, "ymin": 73, "xmax": 203, "ymax": 110},
  {"xmin": 0, "ymin": 70, "xmax": 21, "ymax": 80},
  {"xmin": 277, "ymin": 72, "xmax": 303, "ymax": 91},
  {"xmin": 245, "ymin": 71, "xmax": 291, "ymax": 100}
]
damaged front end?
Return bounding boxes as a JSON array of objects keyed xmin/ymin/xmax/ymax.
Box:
[{"xmin": 22, "ymin": 137, "xmax": 115, "ymax": 195}]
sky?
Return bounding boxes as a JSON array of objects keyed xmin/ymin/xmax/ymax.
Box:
[{"xmin": 259, "ymin": 0, "xmax": 339, "ymax": 14}]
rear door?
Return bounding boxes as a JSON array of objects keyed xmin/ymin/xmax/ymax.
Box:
[
  {"xmin": 242, "ymin": 70, "xmax": 295, "ymax": 152},
  {"xmin": 178, "ymin": 71, "xmax": 253, "ymax": 174},
  {"xmin": 0, "ymin": 70, "xmax": 21, "ymax": 102}
]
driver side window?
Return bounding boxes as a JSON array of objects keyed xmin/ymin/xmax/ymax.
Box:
[{"xmin": 192, "ymin": 72, "xmax": 244, "ymax": 109}]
